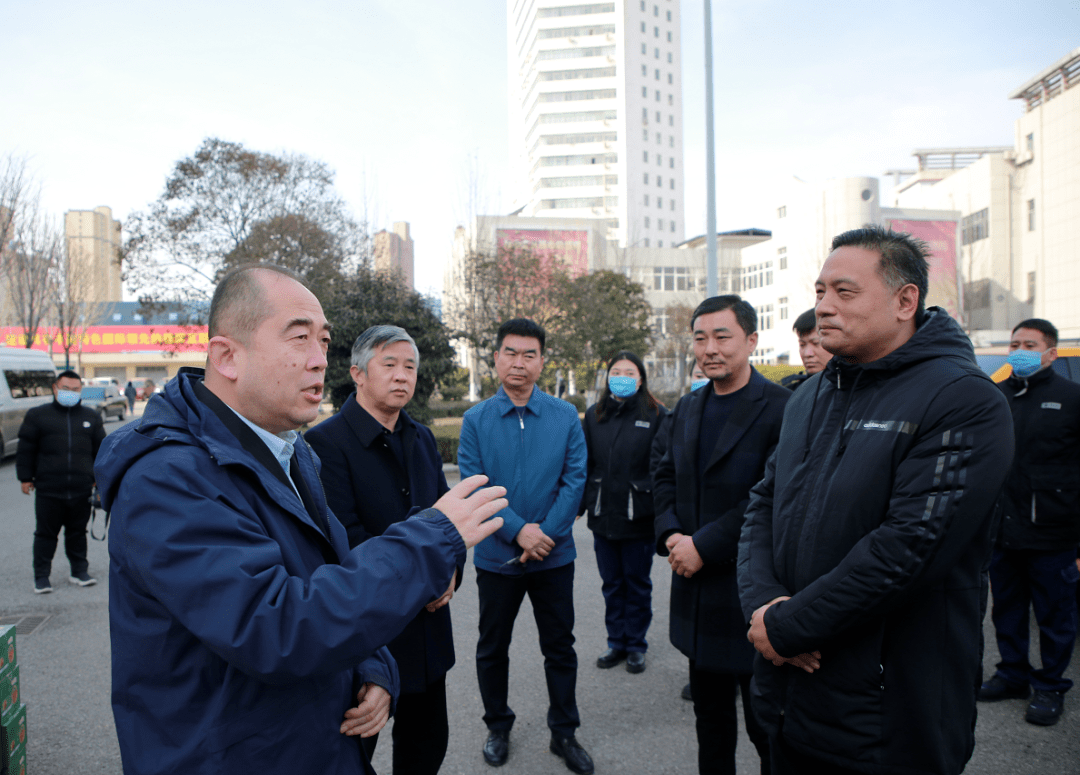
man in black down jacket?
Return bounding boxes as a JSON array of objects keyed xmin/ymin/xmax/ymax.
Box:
[
  {"xmin": 978, "ymin": 318, "xmax": 1080, "ymax": 727},
  {"xmin": 16, "ymin": 369, "xmax": 106, "ymax": 593},
  {"xmin": 738, "ymin": 226, "xmax": 1013, "ymax": 775},
  {"xmin": 654, "ymin": 295, "xmax": 790, "ymax": 775}
]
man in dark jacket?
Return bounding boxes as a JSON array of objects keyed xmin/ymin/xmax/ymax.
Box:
[
  {"xmin": 781, "ymin": 308, "xmax": 832, "ymax": 391},
  {"xmin": 654, "ymin": 295, "xmax": 790, "ymax": 775},
  {"xmin": 738, "ymin": 226, "xmax": 1014, "ymax": 775},
  {"xmin": 17, "ymin": 369, "xmax": 105, "ymax": 593},
  {"xmin": 95, "ymin": 265, "xmax": 507, "ymax": 775},
  {"xmin": 306, "ymin": 324, "xmax": 457, "ymax": 774},
  {"xmin": 979, "ymin": 318, "xmax": 1080, "ymax": 726}
]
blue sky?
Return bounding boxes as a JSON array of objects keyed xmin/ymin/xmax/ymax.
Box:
[{"xmin": 4, "ymin": 0, "xmax": 1077, "ymax": 298}]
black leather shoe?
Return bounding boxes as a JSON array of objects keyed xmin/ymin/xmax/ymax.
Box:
[
  {"xmin": 626, "ymin": 652, "xmax": 646, "ymax": 673},
  {"xmin": 681, "ymin": 682, "xmax": 692, "ymax": 701},
  {"xmin": 550, "ymin": 735, "xmax": 594, "ymax": 774},
  {"xmin": 483, "ymin": 730, "xmax": 509, "ymax": 766},
  {"xmin": 596, "ymin": 648, "xmax": 626, "ymax": 669},
  {"xmin": 978, "ymin": 675, "xmax": 1030, "ymax": 702}
]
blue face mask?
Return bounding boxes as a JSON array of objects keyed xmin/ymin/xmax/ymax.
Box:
[
  {"xmin": 691, "ymin": 378, "xmax": 710, "ymax": 391},
  {"xmin": 1008, "ymin": 349, "xmax": 1043, "ymax": 379},
  {"xmin": 56, "ymin": 389, "xmax": 81, "ymax": 407},
  {"xmin": 608, "ymin": 375, "xmax": 639, "ymax": 398}
]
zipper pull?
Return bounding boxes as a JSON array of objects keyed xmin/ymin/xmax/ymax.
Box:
[{"xmin": 519, "ymin": 415, "xmax": 525, "ymax": 431}]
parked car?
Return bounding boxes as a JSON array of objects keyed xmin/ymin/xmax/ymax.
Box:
[
  {"xmin": 80, "ymin": 385, "xmax": 127, "ymax": 422},
  {"xmin": 0, "ymin": 347, "xmax": 57, "ymax": 458}
]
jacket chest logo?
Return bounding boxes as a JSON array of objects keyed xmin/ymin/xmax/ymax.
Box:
[
  {"xmin": 82, "ymin": 421, "xmax": 92, "ymax": 428},
  {"xmin": 634, "ymin": 420, "xmax": 651, "ymax": 428},
  {"xmin": 1041, "ymin": 402, "xmax": 1062, "ymax": 410},
  {"xmin": 844, "ymin": 419, "xmax": 919, "ymax": 435}
]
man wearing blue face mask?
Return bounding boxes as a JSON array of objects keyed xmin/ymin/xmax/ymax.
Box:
[
  {"xmin": 16, "ymin": 370, "xmax": 106, "ymax": 593},
  {"xmin": 979, "ymin": 318, "xmax": 1080, "ymax": 727}
]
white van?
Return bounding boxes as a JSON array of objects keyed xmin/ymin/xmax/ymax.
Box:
[{"xmin": 0, "ymin": 347, "xmax": 58, "ymax": 458}]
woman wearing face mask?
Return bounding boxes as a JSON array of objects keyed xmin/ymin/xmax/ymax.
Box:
[{"xmin": 579, "ymin": 351, "xmax": 666, "ymax": 674}]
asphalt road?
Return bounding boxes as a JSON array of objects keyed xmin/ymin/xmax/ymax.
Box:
[{"xmin": 0, "ymin": 410, "xmax": 1076, "ymax": 774}]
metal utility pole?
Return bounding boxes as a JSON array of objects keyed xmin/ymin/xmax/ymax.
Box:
[{"xmin": 704, "ymin": 0, "xmax": 717, "ymax": 296}]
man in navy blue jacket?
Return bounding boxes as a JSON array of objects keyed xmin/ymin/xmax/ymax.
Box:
[
  {"xmin": 96, "ymin": 265, "xmax": 507, "ymax": 775},
  {"xmin": 306, "ymin": 324, "xmax": 458, "ymax": 774},
  {"xmin": 458, "ymin": 318, "xmax": 592, "ymax": 774}
]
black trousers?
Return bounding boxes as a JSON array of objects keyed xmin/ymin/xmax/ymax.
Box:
[
  {"xmin": 689, "ymin": 663, "xmax": 770, "ymax": 775},
  {"xmin": 770, "ymin": 735, "xmax": 865, "ymax": 775},
  {"xmin": 33, "ymin": 494, "xmax": 91, "ymax": 579},
  {"xmin": 476, "ymin": 563, "xmax": 580, "ymax": 737},
  {"xmin": 361, "ymin": 677, "xmax": 448, "ymax": 775}
]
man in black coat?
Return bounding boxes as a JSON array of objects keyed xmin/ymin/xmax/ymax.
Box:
[
  {"xmin": 781, "ymin": 308, "xmax": 832, "ymax": 391},
  {"xmin": 738, "ymin": 226, "xmax": 1013, "ymax": 775},
  {"xmin": 654, "ymin": 295, "xmax": 790, "ymax": 775},
  {"xmin": 305, "ymin": 325, "xmax": 457, "ymax": 775},
  {"xmin": 17, "ymin": 369, "xmax": 106, "ymax": 593},
  {"xmin": 979, "ymin": 318, "xmax": 1080, "ymax": 727}
]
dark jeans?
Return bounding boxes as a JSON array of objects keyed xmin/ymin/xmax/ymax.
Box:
[
  {"xmin": 989, "ymin": 547, "xmax": 1079, "ymax": 693},
  {"xmin": 593, "ymin": 533, "xmax": 653, "ymax": 652},
  {"xmin": 33, "ymin": 494, "xmax": 91, "ymax": 579},
  {"xmin": 770, "ymin": 736, "xmax": 865, "ymax": 775},
  {"xmin": 689, "ymin": 663, "xmax": 770, "ymax": 775},
  {"xmin": 361, "ymin": 677, "xmax": 448, "ymax": 775},
  {"xmin": 476, "ymin": 563, "xmax": 580, "ymax": 737}
]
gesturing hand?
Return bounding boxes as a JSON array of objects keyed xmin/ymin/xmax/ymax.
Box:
[
  {"xmin": 432, "ymin": 475, "xmax": 507, "ymax": 548},
  {"xmin": 340, "ymin": 682, "xmax": 391, "ymax": 738},
  {"xmin": 746, "ymin": 597, "xmax": 821, "ymax": 673}
]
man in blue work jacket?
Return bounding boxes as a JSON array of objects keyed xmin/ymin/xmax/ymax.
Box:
[
  {"xmin": 96, "ymin": 264, "xmax": 507, "ymax": 775},
  {"xmin": 458, "ymin": 318, "xmax": 592, "ymax": 774}
]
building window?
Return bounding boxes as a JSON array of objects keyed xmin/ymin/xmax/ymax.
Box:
[
  {"xmin": 640, "ymin": 0, "xmax": 645, "ymax": 9},
  {"xmin": 641, "ymin": 21, "xmax": 646, "ymax": 32},
  {"xmin": 777, "ymin": 205, "xmax": 787, "ymax": 218},
  {"xmin": 644, "ymin": 238, "xmax": 650, "ymax": 247},
  {"xmin": 668, "ymin": 94, "xmax": 673, "ymax": 105},
  {"xmin": 657, "ymin": 197, "xmax": 662, "ymax": 208},
  {"xmin": 1028, "ymin": 271, "xmax": 1036, "ymax": 303},
  {"xmin": 758, "ymin": 304, "xmax": 774, "ymax": 331},
  {"xmin": 643, "ymin": 151, "xmax": 649, "ymax": 161},
  {"xmin": 641, "ymin": 64, "xmax": 647, "ymax": 76},
  {"xmin": 666, "ymin": 9, "xmax": 672, "ymax": 20},
  {"xmin": 667, "ymin": 31, "xmax": 672, "ymax": 42},
  {"xmin": 168, "ymin": 312, "xmax": 179, "ymax": 321},
  {"xmin": 670, "ymin": 222, "xmax": 675, "ymax": 233},
  {"xmin": 643, "ymin": 128, "xmax": 649, "ymax": 140},
  {"xmin": 654, "ymin": 47, "xmax": 659, "ymax": 58},
  {"xmin": 658, "ymin": 240, "xmax": 663, "ymax": 247},
  {"xmin": 644, "ymin": 173, "xmax": 649, "ymax": 184},
  {"xmin": 655, "ymin": 68, "xmax": 660, "ymax": 80},
  {"xmin": 645, "ymin": 217, "xmax": 651, "ymax": 228},
  {"xmin": 779, "ymin": 297, "xmax": 788, "ymax": 320},
  {"xmin": 669, "ymin": 157, "xmax": 674, "ymax": 168},
  {"xmin": 670, "ymin": 200, "xmax": 675, "ymax": 211},
  {"xmin": 654, "ymin": 26, "xmax": 659, "ymax": 36},
  {"xmin": 668, "ymin": 114, "xmax": 673, "ymax": 126},
  {"xmin": 132, "ymin": 313, "xmax": 143, "ymax": 322},
  {"xmin": 657, "ymin": 176, "xmax": 662, "ymax": 187},
  {"xmin": 778, "ymin": 246, "xmax": 787, "ymax": 270},
  {"xmin": 1026, "ymin": 132, "xmax": 1034, "ymax": 152},
  {"xmin": 642, "ymin": 86, "xmax": 648, "ymax": 97},
  {"xmin": 655, "ymin": 90, "xmax": 661, "ymax": 101},
  {"xmin": 643, "ymin": 107, "xmax": 648, "ymax": 120},
  {"xmin": 644, "ymin": 194, "xmax": 650, "ymax": 206},
  {"xmin": 656, "ymin": 110, "xmax": 661, "ymax": 121},
  {"xmin": 658, "ymin": 219, "xmax": 664, "ymax": 230},
  {"xmin": 656, "ymin": 132, "xmax": 661, "ymax": 143},
  {"xmin": 669, "ymin": 178, "xmax": 675, "ymax": 189},
  {"xmin": 669, "ymin": 136, "xmax": 674, "ymax": 147},
  {"xmin": 641, "ymin": 43, "xmax": 647, "ymax": 54},
  {"xmin": 960, "ymin": 208, "xmax": 989, "ymax": 245},
  {"xmin": 654, "ymin": 4, "xmax": 659, "ymax": 15},
  {"xmin": 653, "ymin": 266, "xmax": 692, "ymax": 291},
  {"xmin": 667, "ymin": 73, "xmax": 673, "ymax": 84},
  {"xmin": 656, "ymin": 155, "xmax": 662, "ymax": 166},
  {"xmin": 112, "ymin": 313, "xmax": 123, "ymax": 322},
  {"xmin": 1028, "ymin": 199, "xmax": 1036, "ymax": 231}
]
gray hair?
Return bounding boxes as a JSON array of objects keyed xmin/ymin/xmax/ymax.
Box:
[{"xmin": 351, "ymin": 325, "xmax": 420, "ymax": 374}]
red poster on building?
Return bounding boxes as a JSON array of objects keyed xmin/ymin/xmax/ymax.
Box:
[
  {"xmin": 1, "ymin": 325, "xmax": 209, "ymax": 353},
  {"xmin": 883, "ymin": 219, "xmax": 960, "ymax": 320},
  {"xmin": 496, "ymin": 228, "xmax": 589, "ymax": 276}
]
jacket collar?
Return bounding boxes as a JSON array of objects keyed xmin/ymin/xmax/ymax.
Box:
[
  {"xmin": 684, "ymin": 367, "xmax": 769, "ymax": 474},
  {"xmin": 493, "ymin": 384, "xmax": 543, "ymax": 417},
  {"xmin": 341, "ymin": 391, "xmax": 414, "ymax": 447}
]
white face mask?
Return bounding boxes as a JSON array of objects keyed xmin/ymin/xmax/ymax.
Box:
[{"xmin": 56, "ymin": 389, "xmax": 81, "ymax": 407}]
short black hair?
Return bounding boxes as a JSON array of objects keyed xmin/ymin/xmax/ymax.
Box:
[
  {"xmin": 56, "ymin": 370, "xmax": 81, "ymax": 382},
  {"xmin": 1012, "ymin": 318, "xmax": 1058, "ymax": 348},
  {"xmin": 209, "ymin": 263, "xmax": 307, "ymax": 342},
  {"xmin": 496, "ymin": 318, "xmax": 546, "ymax": 354},
  {"xmin": 831, "ymin": 225, "xmax": 930, "ymax": 317},
  {"xmin": 690, "ymin": 295, "xmax": 756, "ymax": 337},
  {"xmin": 793, "ymin": 308, "xmax": 818, "ymax": 336}
]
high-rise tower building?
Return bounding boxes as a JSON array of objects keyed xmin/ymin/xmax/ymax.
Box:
[
  {"xmin": 65, "ymin": 206, "xmax": 122, "ymax": 303},
  {"xmin": 373, "ymin": 221, "xmax": 415, "ymax": 289},
  {"xmin": 507, "ymin": 0, "xmax": 684, "ymax": 249}
]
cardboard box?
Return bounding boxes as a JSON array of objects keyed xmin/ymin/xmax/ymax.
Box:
[
  {"xmin": 1, "ymin": 703, "xmax": 26, "ymax": 758},
  {"xmin": 0, "ymin": 626, "xmax": 14, "ymax": 678},
  {"xmin": 3, "ymin": 740, "xmax": 26, "ymax": 775},
  {"xmin": 0, "ymin": 666, "xmax": 18, "ymax": 722}
]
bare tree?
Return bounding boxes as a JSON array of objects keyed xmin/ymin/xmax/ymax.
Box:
[{"xmin": 51, "ymin": 238, "xmax": 101, "ymax": 369}]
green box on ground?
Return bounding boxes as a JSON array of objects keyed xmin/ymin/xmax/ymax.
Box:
[
  {"xmin": 0, "ymin": 626, "xmax": 14, "ymax": 678},
  {"xmin": 0, "ymin": 666, "xmax": 19, "ymax": 721},
  {"xmin": 3, "ymin": 740, "xmax": 26, "ymax": 775},
  {"xmin": 1, "ymin": 702, "xmax": 26, "ymax": 760}
]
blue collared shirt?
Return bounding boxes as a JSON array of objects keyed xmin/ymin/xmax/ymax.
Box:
[{"xmin": 227, "ymin": 406, "xmax": 301, "ymax": 499}]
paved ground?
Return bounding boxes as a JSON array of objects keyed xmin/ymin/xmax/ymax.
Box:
[{"xmin": 0, "ymin": 406, "xmax": 1076, "ymax": 774}]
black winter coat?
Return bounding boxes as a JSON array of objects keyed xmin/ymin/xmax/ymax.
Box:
[
  {"xmin": 654, "ymin": 369, "xmax": 790, "ymax": 673},
  {"xmin": 738, "ymin": 309, "xmax": 1014, "ymax": 775},
  {"xmin": 305, "ymin": 395, "xmax": 456, "ymax": 694},
  {"xmin": 997, "ymin": 366, "xmax": 1080, "ymax": 551},
  {"xmin": 580, "ymin": 392, "xmax": 666, "ymax": 542},
  {"xmin": 16, "ymin": 399, "xmax": 105, "ymax": 499}
]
